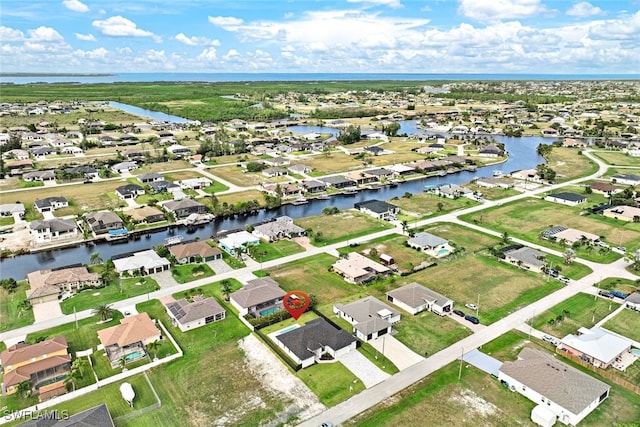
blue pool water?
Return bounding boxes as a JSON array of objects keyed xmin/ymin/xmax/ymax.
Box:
[
  {"xmin": 125, "ymin": 351, "xmax": 144, "ymax": 361},
  {"xmin": 631, "ymin": 348, "xmax": 640, "ymax": 356},
  {"xmin": 437, "ymin": 249, "xmax": 450, "ymax": 256},
  {"xmin": 277, "ymin": 325, "xmax": 300, "ymax": 336},
  {"xmin": 259, "ymin": 307, "xmax": 281, "ymax": 316}
]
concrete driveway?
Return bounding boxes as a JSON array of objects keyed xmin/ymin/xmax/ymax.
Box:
[
  {"xmin": 151, "ymin": 270, "xmax": 179, "ymax": 289},
  {"xmin": 338, "ymin": 350, "xmax": 390, "ymax": 388},
  {"xmin": 33, "ymin": 300, "xmax": 63, "ymax": 323},
  {"xmin": 207, "ymin": 259, "xmax": 233, "ymax": 274},
  {"xmin": 369, "ymin": 335, "xmax": 423, "ymax": 371}
]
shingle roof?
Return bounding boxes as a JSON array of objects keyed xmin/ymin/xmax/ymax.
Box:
[
  {"xmin": 165, "ymin": 297, "xmax": 225, "ymax": 324},
  {"xmin": 547, "ymin": 192, "xmax": 586, "ymax": 202},
  {"xmin": 334, "ymin": 296, "xmax": 399, "ymax": 335},
  {"xmin": 408, "ymin": 232, "xmax": 448, "ymax": 248},
  {"xmin": 230, "ymin": 277, "xmax": 285, "ymax": 309},
  {"xmin": 30, "ymin": 218, "xmax": 76, "ymax": 232},
  {"xmin": 168, "ymin": 241, "xmax": 221, "ymax": 260},
  {"xmin": 386, "ymin": 282, "xmax": 453, "ymax": 309},
  {"xmin": 354, "ymin": 200, "xmax": 398, "ymax": 214},
  {"xmin": 499, "ymin": 347, "xmax": 610, "ymax": 415},
  {"xmin": 277, "ymin": 318, "xmax": 355, "ymax": 361},
  {"xmin": 503, "ymin": 246, "xmax": 547, "ymax": 267},
  {"xmin": 17, "ymin": 403, "xmax": 115, "ymax": 427}
]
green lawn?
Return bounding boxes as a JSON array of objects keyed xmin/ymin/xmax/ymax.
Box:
[
  {"xmin": 357, "ymin": 342, "xmax": 399, "ymax": 375},
  {"xmin": 296, "ymin": 362, "xmax": 365, "ymax": 407},
  {"xmin": 532, "ymin": 292, "xmax": 620, "ymax": 337},
  {"xmin": 465, "ymin": 183, "xmax": 520, "ymax": 200},
  {"xmin": 59, "ymin": 278, "xmax": 160, "ymax": 314},
  {"xmin": 249, "ymin": 239, "xmax": 306, "ymax": 262},
  {"xmin": 599, "ymin": 277, "xmax": 639, "ymax": 295},
  {"xmin": 393, "ymin": 310, "xmax": 473, "ymax": 357},
  {"xmin": 295, "ymin": 211, "xmax": 394, "ymax": 247},
  {"xmin": 544, "ymin": 254, "xmax": 593, "ymax": 279},
  {"xmin": 337, "ymin": 234, "xmax": 429, "ymax": 274},
  {"xmin": 0, "ymin": 281, "xmax": 34, "ymax": 332},
  {"xmin": 603, "ymin": 309, "xmax": 640, "ymax": 343},
  {"xmin": 593, "ymin": 150, "xmax": 640, "ymax": 167},
  {"xmin": 0, "ymin": 216, "xmax": 15, "ymax": 226},
  {"xmin": 171, "ymin": 263, "xmax": 215, "ymax": 284},
  {"xmin": 389, "ymin": 192, "xmax": 479, "ymax": 220},
  {"xmin": 201, "ymin": 180, "xmax": 230, "ymax": 193},
  {"xmin": 546, "ymin": 147, "xmax": 599, "ymax": 182}
]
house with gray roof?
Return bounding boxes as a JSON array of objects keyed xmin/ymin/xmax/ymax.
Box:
[
  {"xmin": 407, "ymin": 232, "xmax": 453, "ymax": 258},
  {"xmin": 0, "ymin": 203, "xmax": 25, "ymax": 218},
  {"xmin": 319, "ymin": 175, "xmax": 356, "ymax": 189},
  {"xmin": 252, "ymin": 216, "xmax": 305, "ymax": 242},
  {"xmin": 86, "ymin": 211, "xmax": 125, "ymax": 235},
  {"xmin": 545, "ymin": 192, "xmax": 587, "ymax": 206},
  {"xmin": 162, "ymin": 199, "xmax": 208, "ymax": 219},
  {"xmin": 275, "ymin": 318, "xmax": 357, "ymax": 368},
  {"xmin": 502, "ymin": 246, "xmax": 547, "ymax": 272},
  {"xmin": 111, "ymin": 161, "xmax": 138, "ymax": 174},
  {"xmin": 498, "ymin": 347, "xmax": 610, "ymax": 426},
  {"xmin": 333, "ymin": 296, "xmax": 400, "ymax": 342},
  {"xmin": 229, "ymin": 277, "xmax": 286, "ymax": 318},
  {"xmin": 611, "ymin": 173, "xmax": 640, "ymax": 186},
  {"xmin": 23, "ymin": 170, "xmax": 55, "ymax": 182},
  {"xmin": 34, "ymin": 197, "xmax": 68, "ymax": 213},
  {"xmin": 137, "ymin": 172, "xmax": 164, "ymax": 183},
  {"xmin": 429, "ymin": 183, "xmax": 474, "ymax": 199},
  {"xmin": 29, "ymin": 218, "xmax": 78, "ymax": 243},
  {"xmin": 301, "ymin": 180, "xmax": 326, "ymax": 193},
  {"xmin": 386, "ymin": 282, "xmax": 454, "ymax": 315},
  {"xmin": 559, "ymin": 326, "xmax": 632, "ymax": 369},
  {"xmin": 625, "ymin": 292, "xmax": 640, "ymax": 311},
  {"xmin": 354, "ymin": 199, "xmax": 399, "ymax": 221},
  {"xmin": 115, "ymin": 184, "xmax": 145, "ymax": 200},
  {"xmin": 162, "ymin": 296, "xmax": 226, "ymax": 332}
]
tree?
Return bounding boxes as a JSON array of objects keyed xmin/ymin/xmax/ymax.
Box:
[
  {"xmin": 118, "ymin": 356, "xmax": 127, "ymax": 371},
  {"xmin": 146, "ymin": 340, "xmax": 161, "ymax": 360},
  {"xmin": 16, "ymin": 381, "xmax": 31, "ymax": 398},
  {"xmin": 89, "ymin": 252, "xmax": 103, "ymax": 265},
  {"xmin": 0, "ymin": 278, "xmax": 18, "ymax": 293},
  {"xmin": 93, "ymin": 303, "xmax": 114, "ymax": 322},
  {"xmin": 337, "ymin": 125, "xmax": 361, "ymax": 145},
  {"xmin": 220, "ymin": 280, "xmax": 232, "ymax": 301},
  {"xmin": 64, "ymin": 358, "xmax": 86, "ymax": 392},
  {"xmin": 563, "ymin": 248, "xmax": 576, "ymax": 265},
  {"xmin": 501, "ymin": 231, "xmax": 510, "ymax": 243},
  {"xmin": 437, "ymin": 202, "xmax": 444, "ymax": 212},
  {"xmin": 369, "ymin": 248, "xmax": 378, "ymax": 259}
]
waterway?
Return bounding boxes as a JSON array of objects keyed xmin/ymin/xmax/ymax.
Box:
[
  {"xmin": 0, "ymin": 127, "xmax": 547, "ymax": 280},
  {"xmin": 109, "ymin": 101, "xmax": 194, "ymax": 124}
]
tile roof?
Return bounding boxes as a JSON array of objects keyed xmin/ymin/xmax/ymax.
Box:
[
  {"xmin": 230, "ymin": 277, "xmax": 285, "ymax": 309},
  {"xmin": 97, "ymin": 312, "xmax": 160, "ymax": 347},
  {"xmin": 560, "ymin": 327, "xmax": 632, "ymax": 364},
  {"xmin": 168, "ymin": 241, "xmax": 222, "ymax": 260},
  {"xmin": 1, "ymin": 336, "xmax": 68, "ymax": 367}
]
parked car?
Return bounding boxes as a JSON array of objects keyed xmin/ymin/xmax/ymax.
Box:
[
  {"xmin": 559, "ymin": 276, "xmax": 571, "ymax": 284},
  {"xmin": 612, "ymin": 246, "xmax": 627, "ymax": 254},
  {"xmin": 542, "ymin": 335, "xmax": 558, "ymax": 345},
  {"xmin": 453, "ymin": 309, "xmax": 465, "ymax": 317},
  {"xmin": 610, "ymin": 290, "xmax": 628, "ymax": 299},
  {"xmin": 464, "ymin": 314, "xmax": 480, "ymax": 324},
  {"xmin": 598, "ymin": 290, "xmax": 614, "ymax": 298},
  {"xmin": 465, "ymin": 303, "xmax": 478, "ymax": 311}
]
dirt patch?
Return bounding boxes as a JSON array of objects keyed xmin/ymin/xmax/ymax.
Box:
[
  {"xmin": 238, "ymin": 334, "xmax": 325, "ymax": 425},
  {"xmin": 448, "ymin": 389, "xmax": 498, "ymax": 417}
]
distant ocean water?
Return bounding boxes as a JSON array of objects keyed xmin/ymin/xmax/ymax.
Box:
[{"xmin": 1, "ymin": 72, "xmax": 638, "ymax": 84}]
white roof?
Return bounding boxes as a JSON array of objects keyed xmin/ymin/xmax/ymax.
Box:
[
  {"xmin": 388, "ymin": 164, "xmax": 415, "ymax": 173},
  {"xmin": 112, "ymin": 250, "xmax": 170, "ymax": 272},
  {"xmin": 219, "ymin": 230, "xmax": 259, "ymax": 249},
  {"xmin": 120, "ymin": 382, "xmax": 135, "ymax": 402},
  {"xmin": 561, "ymin": 327, "xmax": 631, "ymax": 364}
]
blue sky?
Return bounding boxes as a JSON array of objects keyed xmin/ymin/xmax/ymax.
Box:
[{"xmin": 1, "ymin": 0, "xmax": 639, "ymax": 74}]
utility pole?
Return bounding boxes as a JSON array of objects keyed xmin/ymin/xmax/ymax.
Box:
[
  {"xmin": 458, "ymin": 346, "xmax": 464, "ymax": 380},
  {"xmin": 74, "ymin": 306, "xmax": 78, "ymax": 330}
]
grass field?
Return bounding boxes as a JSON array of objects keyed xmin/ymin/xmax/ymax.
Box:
[
  {"xmin": 59, "ymin": 277, "xmax": 160, "ymax": 314},
  {"xmin": 393, "ymin": 310, "xmax": 472, "ymax": 357},
  {"xmin": 531, "ymin": 292, "xmax": 621, "ymax": 337},
  {"xmin": 603, "ymin": 309, "xmax": 640, "ymax": 343},
  {"xmin": 305, "ymin": 153, "xmax": 367, "ymax": 176},
  {"xmin": 171, "ymin": 263, "xmax": 215, "ymax": 284},
  {"xmin": 599, "ymin": 277, "xmax": 639, "ymax": 295},
  {"xmin": 249, "ymin": 239, "xmax": 305, "ymax": 262},
  {"xmin": 216, "ymin": 189, "xmax": 266, "ymax": 207},
  {"xmin": 546, "ymin": 147, "xmax": 599, "ymax": 181},
  {"xmin": 460, "ymin": 198, "xmax": 640, "ymax": 262},
  {"xmin": 338, "ymin": 234, "xmax": 429, "ymax": 273},
  {"xmin": 0, "ymin": 281, "xmax": 34, "ymax": 331},
  {"xmin": 390, "ymin": 192, "xmax": 479, "ymax": 219},
  {"xmin": 418, "ymin": 223, "xmax": 499, "ymax": 252},
  {"xmin": 348, "ymin": 330, "xmax": 640, "ymax": 427},
  {"xmin": 297, "ymin": 362, "xmax": 366, "ymax": 407},
  {"xmin": 465, "ymin": 183, "xmax": 520, "ymax": 200},
  {"xmin": 209, "ymin": 165, "xmax": 274, "ymax": 186},
  {"xmin": 593, "ymin": 150, "xmax": 640, "ymax": 167},
  {"xmin": 294, "ymin": 211, "xmax": 394, "ymax": 246}
]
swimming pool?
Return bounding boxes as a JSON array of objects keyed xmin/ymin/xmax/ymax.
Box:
[
  {"xmin": 276, "ymin": 325, "xmax": 300, "ymax": 336},
  {"xmin": 631, "ymin": 348, "xmax": 640, "ymax": 357},
  {"xmin": 437, "ymin": 249, "xmax": 450, "ymax": 257},
  {"xmin": 259, "ymin": 306, "xmax": 281, "ymax": 316},
  {"xmin": 35, "ymin": 375, "xmax": 66, "ymax": 390},
  {"xmin": 125, "ymin": 350, "xmax": 145, "ymax": 361}
]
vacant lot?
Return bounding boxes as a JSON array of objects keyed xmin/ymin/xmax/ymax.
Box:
[
  {"xmin": 466, "ymin": 183, "xmax": 520, "ymax": 200},
  {"xmin": 249, "ymin": 239, "xmax": 306, "ymax": 262},
  {"xmin": 531, "ymin": 292, "xmax": 620, "ymax": 337},
  {"xmin": 60, "ymin": 277, "xmax": 160, "ymax": 314},
  {"xmin": 216, "ymin": 189, "xmax": 266, "ymax": 206},
  {"xmin": 390, "ymin": 192, "xmax": 478, "ymax": 219},
  {"xmin": 393, "ymin": 310, "xmax": 472, "ymax": 357},
  {"xmin": 208, "ymin": 165, "xmax": 275, "ymax": 186},
  {"xmin": 306, "ymin": 153, "xmax": 368, "ymax": 176},
  {"xmin": 460, "ymin": 198, "xmax": 640, "ymax": 262},
  {"xmin": 295, "ymin": 211, "xmax": 394, "ymax": 246},
  {"xmin": 593, "ymin": 150, "xmax": 640, "ymax": 167},
  {"xmin": 419, "ymin": 223, "xmax": 499, "ymax": 252},
  {"xmin": 546, "ymin": 147, "xmax": 599, "ymax": 181},
  {"xmin": 0, "ymin": 281, "xmax": 34, "ymax": 331},
  {"xmin": 604, "ymin": 308, "xmax": 640, "ymax": 343}
]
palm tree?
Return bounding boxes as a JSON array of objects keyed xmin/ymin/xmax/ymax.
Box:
[
  {"xmin": 501, "ymin": 231, "xmax": 510, "ymax": 243},
  {"xmin": 118, "ymin": 356, "xmax": 127, "ymax": 371},
  {"xmin": 146, "ymin": 340, "xmax": 161, "ymax": 360},
  {"xmin": 89, "ymin": 252, "xmax": 103, "ymax": 265},
  {"xmin": 93, "ymin": 303, "xmax": 114, "ymax": 322},
  {"xmin": 221, "ymin": 280, "xmax": 232, "ymax": 302},
  {"xmin": 16, "ymin": 381, "xmax": 31, "ymax": 398},
  {"xmin": 563, "ymin": 248, "xmax": 576, "ymax": 265},
  {"xmin": 64, "ymin": 363, "xmax": 84, "ymax": 392}
]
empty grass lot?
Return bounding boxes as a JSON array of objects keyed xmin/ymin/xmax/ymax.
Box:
[
  {"xmin": 294, "ymin": 211, "xmax": 394, "ymax": 246},
  {"xmin": 297, "ymin": 362, "xmax": 366, "ymax": 407},
  {"xmin": 390, "ymin": 192, "xmax": 479, "ymax": 220},
  {"xmin": 459, "ymin": 198, "xmax": 640, "ymax": 262},
  {"xmin": 209, "ymin": 165, "xmax": 274, "ymax": 186},
  {"xmin": 546, "ymin": 147, "xmax": 599, "ymax": 181},
  {"xmin": 599, "ymin": 277, "xmax": 639, "ymax": 295},
  {"xmin": 305, "ymin": 153, "xmax": 368, "ymax": 176},
  {"xmin": 393, "ymin": 310, "xmax": 472, "ymax": 357},
  {"xmin": 604, "ymin": 309, "xmax": 640, "ymax": 343},
  {"xmin": 59, "ymin": 277, "xmax": 160, "ymax": 314},
  {"xmin": 171, "ymin": 263, "xmax": 215, "ymax": 283},
  {"xmin": 0, "ymin": 281, "xmax": 34, "ymax": 331},
  {"xmin": 465, "ymin": 183, "xmax": 520, "ymax": 200},
  {"xmin": 248, "ymin": 240, "xmax": 305, "ymax": 262},
  {"xmin": 531, "ymin": 292, "xmax": 621, "ymax": 337},
  {"xmin": 593, "ymin": 150, "xmax": 640, "ymax": 167},
  {"xmin": 216, "ymin": 189, "xmax": 266, "ymax": 207}
]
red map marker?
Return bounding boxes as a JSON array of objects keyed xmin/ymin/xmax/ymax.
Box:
[{"xmin": 283, "ymin": 290, "xmax": 310, "ymax": 320}]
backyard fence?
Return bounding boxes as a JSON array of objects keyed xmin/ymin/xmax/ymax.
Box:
[{"xmin": 253, "ymin": 328, "xmax": 302, "ymax": 372}]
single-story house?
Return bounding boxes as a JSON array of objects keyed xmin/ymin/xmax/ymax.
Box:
[
  {"xmin": 60, "ymin": 146, "xmax": 83, "ymax": 155},
  {"xmin": 501, "ymin": 246, "xmax": 547, "ymax": 272},
  {"xmin": 179, "ymin": 177, "xmax": 212, "ymax": 190},
  {"xmin": 229, "ymin": 277, "xmax": 286, "ymax": 317},
  {"xmin": 252, "ymin": 216, "xmax": 305, "ymax": 242},
  {"xmin": 550, "ymin": 228, "xmax": 600, "ymax": 245},
  {"xmin": 611, "ymin": 174, "xmax": 640, "ymax": 186},
  {"xmin": 162, "ymin": 199, "xmax": 208, "ymax": 219},
  {"xmin": 262, "ymin": 183, "xmax": 302, "ymax": 198},
  {"xmin": 148, "ymin": 180, "xmax": 181, "ymax": 194},
  {"xmin": 407, "ymin": 232, "xmax": 453, "ymax": 258},
  {"xmin": 333, "ymin": 296, "xmax": 400, "ymax": 342},
  {"xmin": 544, "ymin": 192, "xmax": 586, "ymax": 206},
  {"xmin": 218, "ymin": 230, "xmax": 260, "ymax": 256},
  {"xmin": 86, "ymin": 211, "xmax": 126, "ymax": 234},
  {"xmin": 332, "ymin": 252, "xmax": 390, "ymax": 284},
  {"xmin": 276, "ymin": 318, "xmax": 357, "ymax": 368},
  {"xmin": 388, "ymin": 164, "xmax": 416, "ymax": 176},
  {"xmin": 127, "ymin": 206, "xmax": 166, "ymax": 223},
  {"xmin": 0, "ymin": 203, "xmax": 25, "ymax": 218},
  {"xmin": 478, "ymin": 145, "xmax": 504, "ymax": 157},
  {"xmin": 301, "ymin": 180, "xmax": 327, "ymax": 193},
  {"xmin": 319, "ymin": 175, "xmax": 356, "ymax": 189},
  {"xmin": 625, "ymin": 292, "xmax": 640, "ymax": 311},
  {"xmin": 589, "ymin": 182, "xmax": 619, "ymax": 195},
  {"xmin": 559, "ymin": 326, "xmax": 632, "ymax": 369},
  {"xmin": 602, "ymin": 205, "xmax": 640, "ymax": 222},
  {"xmin": 162, "ymin": 295, "xmax": 226, "ymax": 332},
  {"xmin": 168, "ymin": 241, "xmax": 222, "ymax": 263},
  {"xmin": 263, "ymin": 156, "xmax": 290, "ymax": 167},
  {"xmin": 386, "ymin": 282, "xmax": 454, "ymax": 316},
  {"xmin": 137, "ymin": 173, "xmax": 164, "ymax": 184},
  {"xmin": 0, "ymin": 336, "xmax": 71, "ymax": 397},
  {"xmin": 115, "ymin": 184, "xmax": 145, "ymax": 200},
  {"xmin": 22, "ymin": 170, "xmax": 55, "ymax": 182},
  {"xmin": 288, "ymin": 164, "xmax": 313, "ymax": 174},
  {"xmin": 510, "ymin": 169, "xmax": 541, "ymax": 182},
  {"xmin": 354, "ymin": 200, "xmax": 399, "ymax": 221},
  {"xmin": 262, "ymin": 167, "xmax": 288, "ymax": 177},
  {"xmin": 366, "ymin": 168, "xmax": 394, "ymax": 179},
  {"xmin": 499, "ymin": 347, "xmax": 610, "ymax": 426},
  {"xmin": 26, "ymin": 266, "xmax": 101, "ymax": 304},
  {"xmin": 34, "ymin": 196, "xmax": 68, "ymax": 213},
  {"xmin": 112, "ymin": 249, "xmax": 171, "ymax": 276},
  {"xmin": 111, "ymin": 161, "xmax": 138, "ymax": 174},
  {"xmin": 166, "ymin": 144, "xmax": 191, "ymax": 156},
  {"xmin": 17, "ymin": 404, "xmax": 114, "ymax": 426},
  {"xmin": 29, "ymin": 218, "xmax": 78, "ymax": 243},
  {"xmin": 429, "ymin": 183, "xmax": 474, "ymax": 199},
  {"xmin": 97, "ymin": 312, "xmax": 161, "ymax": 366},
  {"xmin": 346, "ymin": 171, "xmax": 377, "ymax": 185}
]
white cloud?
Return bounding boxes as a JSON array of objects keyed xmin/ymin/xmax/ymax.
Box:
[
  {"xmin": 223, "ymin": 49, "xmax": 240, "ymax": 60},
  {"xmin": 174, "ymin": 33, "xmax": 219, "ymax": 47},
  {"xmin": 0, "ymin": 26, "xmax": 25, "ymax": 42},
  {"xmin": 567, "ymin": 2, "xmax": 604, "ymax": 18},
  {"xmin": 208, "ymin": 16, "xmax": 244, "ymax": 27},
  {"xmin": 28, "ymin": 26, "xmax": 64, "ymax": 42},
  {"xmin": 347, "ymin": 0, "xmax": 404, "ymax": 8},
  {"xmin": 458, "ymin": 0, "xmax": 547, "ymax": 21},
  {"xmin": 62, "ymin": 0, "xmax": 89, "ymax": 13},
  {"xmin": 75, "ymin": 33, "xmax": 96, "ymax": 41},
  {"xmin": 92, "ymin": 16, "xmax": 160, "ymax": 41},
  {"xmin": 197, "ymin": 47, "xmax": 217, "ymax": 61}
]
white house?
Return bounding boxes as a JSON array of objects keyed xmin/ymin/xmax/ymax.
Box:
[
  {"xmin": 161, "ymin": 295, "xmax": 226, "ymax": 332},
  {"xmin": 544, "ymin": 192, "xmax": 586, "ymax": 206},
  {"xmin": 29, "ymin": 219, "xmax": 78, "ymax": 243},
  {"xmin": 112, "ymin": 250, "xmax": 171, "ymax": 276},
  {"xmin": 407, "ymin": 232, "xmax": 453, "ymax": 258},
  {"xmin": 333, "ymin": 296, "xmax": 400, "ymax": 342},
  {"xmin": 386, "ymin": 282, "xmax": 454, "ymax": 316},
  {"xmin": 498, "ymin": 348, "xmax": 610, "ymax": 426}
]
